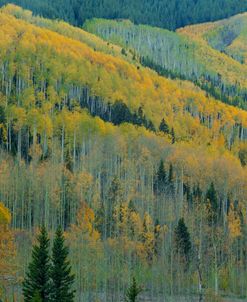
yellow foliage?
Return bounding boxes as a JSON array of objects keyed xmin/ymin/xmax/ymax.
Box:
[
  {"xmin": 0, "ymin": 203, "xmax": 16, "ymax": 281},
  {"xmin": 70, "ymin": 202, "xmax": 100, "ymax": 243},
  {"xmin": 0, "ymin": 202, "xmax": 11, "ymax": 225},
  {"xmin": 228, "ymin": 203, "xmax": 241, "ymax": 240}
]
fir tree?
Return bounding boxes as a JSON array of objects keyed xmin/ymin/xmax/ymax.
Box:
[
  {"xmin": 155, "ymin": 159, "xmax": 167, "ymax": 194},
  {"xmin": 171, "ymin": 127, "xmax": 176, "ymax": 144},
  {"xmin": 168, "ymin": 163, "xmax": 174, "ymax": 183},
  {"xmin": 23, "ymin": 226, "xmax": 51, "ymax": 302},
  {"xmin": 50, "ymin": 227, "xmax": 75, "ymax": 302},
  {"xmin": 107, "ymin": 176, "xmax": 124, "ymax": 237},
  {"xmin": 125, "ymin": 277, "xmax": 142, "ymax": 302},
  {"xmin": 157, "ymin": 160, "xmax": 166, "ymax": 184},
  {"xmin": 174, "ymin": 218, "xmax": 192, "ymax": 262},
  {"xmin": 206, "ymin": 182, "xmax": 218, "ymax": 224},
  {"xmin": 95, "ymin": 201, "xmax": 106, "ymax": 239},
  {"xmin": 31, "ymin": 291, "xmax": 42, "ymax": 302},
  {"xmin": 159, "ymin": 118, "xmax": 170, "ymax": 134}
]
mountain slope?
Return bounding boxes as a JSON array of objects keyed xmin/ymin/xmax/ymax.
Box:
[
  {"xmin": 1, "ymin": 5, "xmax": 247, "ymax": 148},
  {"xmin": 0, "ymin": 0, "xmax": 246, "ymax": 30},
  {"xmin": 1, "ymin": 6, "xmax": 247, "ymax": 301},
  {"xmin": 178, "ymin": 12, "xmax": 247, "ymax": 64},
  {"xmin": 84, "ymin": 16, "xmax": 247, "ymax": 109}
]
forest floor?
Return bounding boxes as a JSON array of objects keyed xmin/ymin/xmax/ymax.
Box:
[
  {"xmin": 135, "ymin": 295, "xmax": 246, "ymax": 302},
  {"xmin": 79, "ymin": 293, "xmax": 246, "ymax": 301}
]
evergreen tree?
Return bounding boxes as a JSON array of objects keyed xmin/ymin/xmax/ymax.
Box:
[
  {"xmin": 23, "ymin": 226, "xmax": 51, "ymax": 302},
  {"xmin": 31, "ymin": 291, "xmax": 42, "ymax": 302},
  {"xmin": 95, "ymin": 201, "xmax": 106, "ymax": 239},
  {"xmin": 1, "ymin": 0, "xmax": 246, "ymax": 31},
  {"xmin": 157, "ymin": 160, "xmax": 166, "ymax": 184},
  {"xmin": 128, "ymin": 200, "xmax": 137, "ymax": 213},
  {"xmin": 107, "ymin": 176, "xmax": 124, "ymax": 237},
  {"xmin": 159, "ymin": 118, "xmax": 170, "ymax": 134},
  {"xmin": 111, "ymin": 100, "xmax": 132, "ymax": 125},
  {"xmin": 50, "ymin": 227, "xmax": 75, "ymax": 302},
  {"xmin": 168, "ymin": 163, "xmax": 174, "ymax": 183},
  {"xmin": 174, "ymin": 218, "xmax": 192, "ymax": 262},
  {"xmin": 125, "ymin": 277, "xmax": 142, "ymax": 302},
  {"xmin": 155, "ymin": 159, "xmax": 167, "ymax": 194},
  {"xmin": 206, "ymin": 182, "xmax": 218, "ymax": 224},
  {"xmin": 171, "ymin": 127, "xmax": 176, "ymax": 144}
]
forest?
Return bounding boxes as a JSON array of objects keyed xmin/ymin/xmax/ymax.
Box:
[
  {"xmin": 0, "ymin": 0, "xmax": 247, "ymax": 30},
  {"xmin": 0, "ymin": 4, "xmax": 247, "ymax": 302},
  {"xmin": 84, "ymin": 15, "xmax": 247, "ymax": 109}
]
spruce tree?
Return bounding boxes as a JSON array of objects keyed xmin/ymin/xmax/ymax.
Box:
[
  {"xmin": 50, "ymin": 227, "xmax": 75, "ymax": 302},
  {"xmin": 125, "ymin": 277, "xmax": 142, "ymax": 302},
  {"xmin": 171, "ymin": 127, "xmax": 176, "ymax": 144},
  {"xmin": 155, "ymin": 159, "xmax": 167, "ymax": 193},
  {"xmin": 206, "ymin": 182, "xmax": 218, "ymax": 224},
  {"xmin": 174, "ymin": 218, "xmax": 192, "ymax": 262},
  {"xmin": 23, "ymin": 226, "xmax": 51, "ymax": 302},
  {"xmin": 31, "ymin": 291, "xmax": 42, "ymax": 302},
  {"xmin": 159, "ymin": 118, "xmax": 170, "ymax": 134}
]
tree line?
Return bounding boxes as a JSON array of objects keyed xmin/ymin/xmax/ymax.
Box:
[{"xmin": 0, "ymin": 0, "xmax": 247, "ymax": 30}]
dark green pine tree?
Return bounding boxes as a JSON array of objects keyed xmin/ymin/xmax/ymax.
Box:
[
  {"xmin": 31, "ymin": 291, "xmax": 42, "ymax": 302},
  {"xmin": 174, "ymin": 218, "xmax": 192, "ymax": 262},
  {"xmin": 125, "ymin": 277, "xmax": 142, "ymax": 302},
  {"xmin": 50, "ymin": 227, "xmax": 75, "ymax": 302},
  {"xmin": 159, "ymin": 118, "xmax": 170, "ymax": 134},
  {"xmin": 171, "ymin": 127, "xmax": 176, "ymax": 144},
  {"xmin": 168, "ymin": 163, "xmax": 174, "ymax": 183},
  {"xmin": 157, "ymin": 160, "xmax": 166, "ymax": 184},
  {"xmin": 23, "ymin": 226, "xmax": 51, "ymax": 302},
  {"xmin": 155, "ymin": 159, "xmax": 167, "ymax": 194},
  {"xmin": 206, "ymin": 182, "xmax": 218, "ymax": 224},
  {"xmin": 95, "ymin": 200, "xmax": 106, "ymax": 239}
]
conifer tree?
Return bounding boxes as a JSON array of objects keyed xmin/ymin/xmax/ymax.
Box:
[
  {"xmin": 174, "ymin": 218, "xmax": 192, "ymax": 262},
  {"xmin": 171, "ymin": 127, "xmax": 176, "ymax": 144},
  {"xmin": 155, "ymin": 159, "xmax": 167, "ymax": 194},
  {"xmin": 168, "ymin": 163, "xmax": 174, "ymax": 183},
  {"xmin": 23, "ymin": 226, "xmax": 51, "ymax": 302},
  {"xmin": 50, "ymin": 227, "xmax": 75, "ymax": 302},
  {"xmin": 125, "ymin": 277, "xmax": 142, "ymax": 302},
  {"xmin": 159, "ymin": 118, "xmax": 170, "ymax": 134},
  {"xmin": 31, "ymin": 291, "xmax": 42, "ymax": 302},
  {"xmin": 206, "ymin": 182, "xmax": 218, "ymax": 224},
  {"xmin": 157, "ymin": 160, "xmax": 166, "ymax": 184}
]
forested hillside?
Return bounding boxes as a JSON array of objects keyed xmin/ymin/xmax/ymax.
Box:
[
  {"xmin": 0, "ymin": 5, "xmax": 247, "ymax": 302},
  {"xmin": 178, "ymin": 12, "xmax": 247, "ymax": 64},
  {"xmin": 0, "ymin": 0, "xmax": 247, "ymax": 30},
  {"xmin": 84, "ymin": 15, "xmax": 247, "ymax": 109}
]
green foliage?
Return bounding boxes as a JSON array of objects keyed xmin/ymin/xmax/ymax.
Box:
[
  {"xmin": 125, "ymin": 277, "xmax": 142, "ymax": 302},
  {"xmin": 31, "ymin": 291, "xmax": 42, "ymax": 302},
  {"xmin": 85, "ymin": 18, "xmax": 247, "ymax": 109},
  {"xmin": 206, "ymin": 182, "xmax": 218, "ymax": 224},
  {"xmin": 50, "ymin": 227, "xmax": 75, "ymax": 302},
  {"xmin": 174, "ymin": 218, "xmax": 192, "ymax": 261},
  {"xmin": 0, "ymin": 0, "xmax": 246, "ymax": 30},
  {"xmin": 23, "ymin": 226, "xmax": 51, "ymax": 302},
  {"xmin": 171, "ymin": 128, "xmax": 176, "ymax": 144},
  {"xmin": 159, "ymin": 118, "xmax": 170, "ymax": 134},
  {"xmin": 155, "ymin": 160, "xmax": 167, "ymax": 194}
]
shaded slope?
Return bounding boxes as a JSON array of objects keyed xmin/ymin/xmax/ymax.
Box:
[
  {"xmin": 84, "ymin": 18, "xmax": 247, "ymax": 109},
  {"xmin": 179, "ymin": 12, "xmax": 247, "ymax": 64}
]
